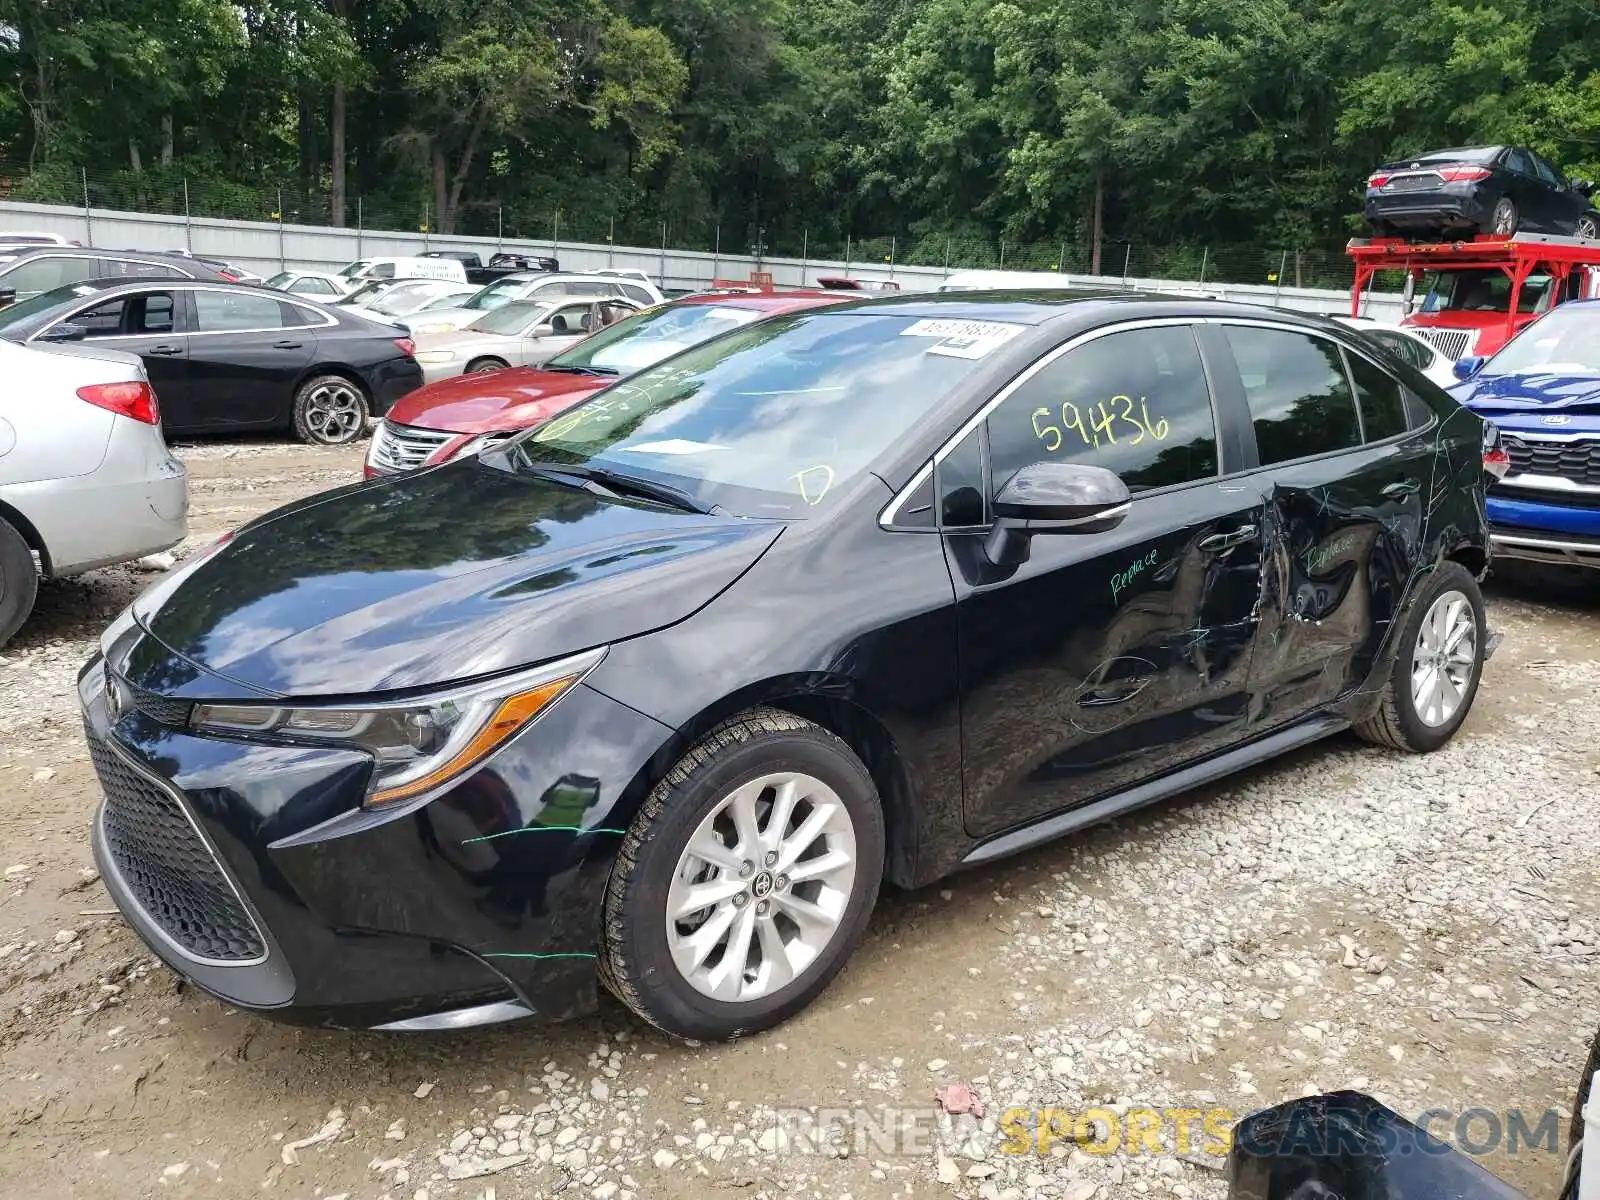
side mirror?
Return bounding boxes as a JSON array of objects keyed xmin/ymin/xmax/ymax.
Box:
[
  {"xmin": 984, "ymin": 462, "xmax": 1131, "ymax": 567},
  {"xmin": 37, "ymin": 322, "xmax": 89, "ymax": 343},
  {"xmin": 1453, "ymin": 355, "xmax": 1485, "ymax": 380},
  {"xmin": 1400, "ymin": 273, "xmax": 1417, "ymax": 315},
  {"xmin": 531, "ymin": 324, "xmax": 554, "ymax": 339},
  {"xmin": 0, "ymin": 288, "xmax": 14, "ymax": 310},
  {"xmin": 1574, "ymin": 178, "xmax": 1594, "ymax": 194}
]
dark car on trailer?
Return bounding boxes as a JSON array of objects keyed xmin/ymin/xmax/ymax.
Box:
[
  {"xmin": 81, "ymin": 292, "xmax": 1493, "ymax": 1040},
  {"xmin": 1365, "ymin": 144, "xmax": 1600, "ymax": 239},
  {"xmin": 0, "ymin": 279, "xmax": 422, "ymax": 444}
]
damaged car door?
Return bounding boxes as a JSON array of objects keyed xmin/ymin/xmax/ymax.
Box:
[
  {"xmin": 951, "ymin": 321, "xmax": 1271, "ymax": 839},
  {"xmin": 1211, "ymin": 322, "xmax": 1435, "ymax": 729}
]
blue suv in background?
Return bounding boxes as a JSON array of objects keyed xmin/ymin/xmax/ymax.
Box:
[{"xmin": 1450, "ymin": 300, "xmax": 1600, "ymax": 570}]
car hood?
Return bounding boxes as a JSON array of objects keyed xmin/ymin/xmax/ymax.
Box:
[
  {"xmin": 126, "ymin": 459, "xmax": 783, "ymax": 698},
  {"xmin": 1453, "ymin": 370, "xmax": 1600, "ymax": 414},
  {"xmin": 385, "ymin": 367, "xmax": 605, "ymax": 435},
  {"xmin": 401, "ymin": 307, "xmax": 481, "ymax": 333}
]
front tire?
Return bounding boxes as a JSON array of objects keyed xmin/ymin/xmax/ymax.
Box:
[
  {"xmin": 292, "ymin": 374, "xmax": 370, "ymax": 445},
  {"xmin": 600, "ymin": 708, "xmax": 885, "ymax": 1040},
  {"xmin": 0, "ymin": 518, "xmax": 37, "ymax": 649},
  {"xmin": 467, "ymin": 358, "xmax": 508, "ymax": 374},
  {"xmin": 1354, "ymin": 561, "xmax": 1485, "ymax": 752}
]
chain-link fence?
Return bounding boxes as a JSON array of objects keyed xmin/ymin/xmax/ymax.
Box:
[{"xmin": 0, "ymin": 161, "xmax": 1364, "ymax": 291}]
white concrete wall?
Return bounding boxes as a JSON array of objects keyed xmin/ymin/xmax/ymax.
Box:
[{"xmin": 0, "ymin": 197, "xmax": 1402, "ymax": 321}]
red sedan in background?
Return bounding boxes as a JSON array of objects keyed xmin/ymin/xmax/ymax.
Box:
[{"xmin": 364, "ymin": 290, "xmax": 847, "ymax": 476}]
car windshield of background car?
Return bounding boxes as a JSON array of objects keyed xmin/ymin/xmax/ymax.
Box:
[
  {"xmin": 494, "ymin": 310, "xmax": 1016, "ymax": 518},
  {"xmin": 465, "ymin": 300, "xmax": 550, "ymax": 335},
  {"xmin": 0, "ymin": 282, "xmax": 104, "ymax": 337},
  {"xmin": 1484, "ymin": 307, "xmax": 1600, "ymax": 375},
  {"xmin": 461, "ymin": 277, "xmax": 529, "ymax": 311},
  {"xmin": 546, "ymin": 303, "xmax": 767, "ymax": 373}
]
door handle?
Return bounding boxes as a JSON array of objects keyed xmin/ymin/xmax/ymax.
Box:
[
  {"xmin": 273, "ymin": 340, "xmax": 304, "ymax": 349},
  {"xmin": 147, "ymin": 344, "xmax": 183, "ymax": 356},
  {"xmin": 1381, "ymin": 478, "xmax": 1421, "ymax": 499},
  {"xmin": 1198, "ymin": 524, "xmax": 1258, "ymax": 553}
]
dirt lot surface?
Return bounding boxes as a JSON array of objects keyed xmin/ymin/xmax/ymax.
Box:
[{"xmin": 1, "ymin": 437, "xmax": 1596, "ymax": 1200}]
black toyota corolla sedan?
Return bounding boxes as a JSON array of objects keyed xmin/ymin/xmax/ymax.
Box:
[{"xmin": 81, "ymin": 293, "xmax": 1495, "ymax": 1040}]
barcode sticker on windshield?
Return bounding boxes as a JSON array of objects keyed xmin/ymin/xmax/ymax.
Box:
[{"xmin": 900, "ymin": 318, "xmax": 1025, "ymax": 359}]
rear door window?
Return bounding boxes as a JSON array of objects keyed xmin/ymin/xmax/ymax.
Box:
[
  {"xmin": 193, "ymin": 290, "xmax": 289, "ymax": 332},
  {"xmin": 2, "ymin": 254, "xmax": 103, "ymax": 296},
  {"xmin": 1223, "ymin": 326, "xmax": 1361, "ymax": 465}
]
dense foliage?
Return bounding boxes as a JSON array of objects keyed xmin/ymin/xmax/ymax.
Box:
[{"xmin": 2, "ymin": 0, "xmax": 1598, "ymax": 273}]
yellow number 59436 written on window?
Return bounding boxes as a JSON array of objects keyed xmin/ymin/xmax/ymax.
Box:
[{"xmin": 1031, "ymin": 395, "xmax": 1171, "ymax": 453}]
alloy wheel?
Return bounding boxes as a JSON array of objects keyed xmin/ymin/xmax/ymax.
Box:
[
  {"xmin": 665, "ymin": 771, "xmax": 857, "ymax": 1003},
  {"xmin": 303, "ymin": 382, "xmax": 365, "ymax": 443},
  {"xmin": 1580, "ymin": 215, "xmax": 1598, "ymax": 240},
  {"xmin": 1492, "ymin": 198, "xmax": 1517, "ymax": 235},
  {"xmin": 1410, "ymin": 589, "xmax": 1477, "ymax": 728}
]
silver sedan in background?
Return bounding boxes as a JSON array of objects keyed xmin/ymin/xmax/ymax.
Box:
[
  {"xmin": 0, "ymin": 339, "xmax": 188, "ymax": 645},
  {"xmin": 410, "ymin": 296, "xmax": 639, "ymax": 385}
]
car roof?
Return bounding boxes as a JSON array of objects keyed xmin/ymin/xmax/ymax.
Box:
[
  {"xmin": 815, "ymin": 288, "xmax": 1330, "ymax": 327},
  {"xmin": 0, "ymin": 245, "xmax": 210, "ymax": 266},
  {"xmin": 672, "ymin": 290, "xmax": 846, "ymax": 311}
]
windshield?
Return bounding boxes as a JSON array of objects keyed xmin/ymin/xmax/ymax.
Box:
[
  {"xmin": 1420, "ymin": 269, "xmax": 1553, "ymax": 315},
  {"xmin": 367, "ymin": 282, "xmax": 438, "ymax": 315},
  {"xmin": 546, "ymin": 302, "xmax": 769, "ymax": 374},
  {"xmin": 494, "ymin": 310, "xmax": 1017, "ymax": 517},
  {"xmin": 0, "ymin": 282, "xmax": 103, "ymax": 336},
  {"xmin": 341, "ymin": 280, "xmax": 396, "ymax": 306},
  {"xmin": 1485, "ymin": 307, "xmax": 1600, "ymax": 375},
  {"xmin": 466, "ymin": 301, "xmax": 550, "ymax": 335},
  {"xmin": 265, "ymin": 272, "xmax": 295, "ymax": 288},
  {"xmin": 462, "ymin": 277, "xmax": 530, "ymax": 311},
  {"xmin": 338, "ymin": 261, "xmax": 372, "ymax": 279}
]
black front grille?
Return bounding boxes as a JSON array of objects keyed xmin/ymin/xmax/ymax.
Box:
[
  {"xmin": 88, "ymin": 729, "xmax": 265, "ymax": 963},
  {"xmin": 105, "ymin": 665, "xmax": 192, "ymax": 727},
  {"xmin": 1502, "ymin": 436, "xmax": 1600, "ymax": 487}
]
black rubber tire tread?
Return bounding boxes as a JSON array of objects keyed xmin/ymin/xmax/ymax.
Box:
[
  {"xmin": 0, "ymin": 518, "xmax": 37, "ymax": 649},
  {"xmin": 291, "ymin": 373, "xmax": 370, "ymax": 445},
  {"xmin": 599, "ymin": 706, "xmax": 884, "ymax": 1040},
  {"xmin": 1353, "ymin": 561, "xmax": 1484, "ymax": 753},
  {"xmin": 466, "ymin": 358, "xmax": 509, "ymax": 373}
]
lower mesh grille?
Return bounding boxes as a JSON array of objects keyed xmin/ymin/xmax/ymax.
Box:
[{"xmin": 88, "ymin": 728, "xmax": 266, "ymax": 963}]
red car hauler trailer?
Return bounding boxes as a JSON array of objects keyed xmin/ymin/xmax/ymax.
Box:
[{"xmin": 1347, "ymin": 232, "xmax": 1600, "ymax": 360}]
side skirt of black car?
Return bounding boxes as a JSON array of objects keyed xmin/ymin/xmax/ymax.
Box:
[{"xmin": 960, "ymin": 714, "xmax": 1347, "ymax": 867}]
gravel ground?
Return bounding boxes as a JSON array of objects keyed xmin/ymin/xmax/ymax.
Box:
[{"xmin": 0, "ymin": 436, "xmax": 1595, "ymax": 1199}]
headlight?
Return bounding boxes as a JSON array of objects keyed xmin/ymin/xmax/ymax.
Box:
[
  {"xmin": 413, "ymin": 349, "xmax": 458, "ymax": 364},
  {"xmin": 189, "ymin": 648, "xmax": 605, "ymax": 808},
  {"xmin": 438, "ymin": 431, "xmax": 514, "ymax": 465}
]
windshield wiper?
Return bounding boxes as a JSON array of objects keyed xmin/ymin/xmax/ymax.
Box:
[
  {"xmin": 520, "ymin": 462, "xmax": 713, "ymax": 515},
  {"xmin": 541, "ymin": 364, "xmax": 618, "ymax": 377}
]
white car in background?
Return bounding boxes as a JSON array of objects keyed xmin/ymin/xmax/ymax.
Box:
[
  {"xmin": 340, "ymin": 279, "xmax": 478, "ymax": 326},
  {"xmin": 0, "ymin": 339, "xmax": 187, "ymax": 645},
  {"xmin": 264, "ymin": 269, "xmax": 353, "ymax": 299},
  {"xmin": 1334, "ymin": 316, "xmax": 1459, "ymax": 388}
]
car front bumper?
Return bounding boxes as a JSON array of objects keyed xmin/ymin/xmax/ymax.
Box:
[
  {"xmin": 1487, "ymin": 491, "xmax": 1600, "ymax": 567},
  {"xmin": 79, "ymin": 647, "xmax": 674, "ymax": 1029}
]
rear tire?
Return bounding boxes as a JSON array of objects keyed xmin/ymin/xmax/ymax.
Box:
[
  {"xmin": 1578, "ymin": 212, "xmax": 1599, "ymax": 241},
  {"xmin": 292, "ymin": 374, "xmax": 369, "ymax": 445},
  {"xmin": 1562, "ymin": 1028, "xmax": 1600, "ymax": 1199},
  {"xmin": 1490, "ymin": 195, "xmax": 1519, "ymax": 236},
  {"xmin": 599, "ymin": 707, "xmax": 885, "ymax": 1041},
  {"xmin": 1354, "ymin": 561, "xmax": 1485, "ymax": 753},
  {"xmin": 0, "ymin": 518, "xmax": 38, "ymax": 649}
]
